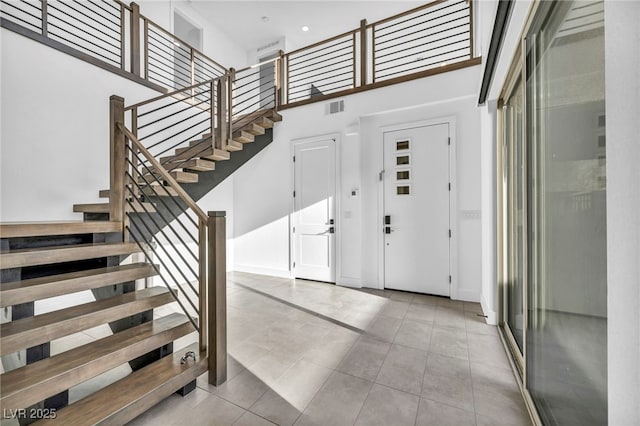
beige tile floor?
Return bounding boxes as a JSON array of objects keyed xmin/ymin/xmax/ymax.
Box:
[{"xmin": 127, "ymin": 272, "xmax": 532, "ymax": 426}]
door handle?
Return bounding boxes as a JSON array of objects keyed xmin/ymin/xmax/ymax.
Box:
[
  {"xmin": 385, "ymin": 226, "xmax": 393, "ymax": 234},
  {"xmin": 329, "ymin": 226, "xmax": 335, "ymax": 234}
]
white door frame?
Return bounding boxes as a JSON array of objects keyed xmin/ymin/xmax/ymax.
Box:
[
  {"xmin": 290, "ymin": 133, "xmax": 341, "ymax": 281},
  {"xmin": 376, "ymin": 117, "xmax": 459, "ymax": 299}
]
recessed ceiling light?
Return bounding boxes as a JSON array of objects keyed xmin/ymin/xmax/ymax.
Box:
[{"xmin": 301, "ymin": 25, "xmax": 310, "ymax": 32}]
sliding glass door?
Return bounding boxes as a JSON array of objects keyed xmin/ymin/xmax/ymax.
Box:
[{"xmin": 499, "ymin": 1, "xmax": 607, "ymax": 424}]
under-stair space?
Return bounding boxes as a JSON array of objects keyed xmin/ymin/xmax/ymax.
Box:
[{"xmin": 0, "ymin": 222, "xmax": 205, "ymax": 425}]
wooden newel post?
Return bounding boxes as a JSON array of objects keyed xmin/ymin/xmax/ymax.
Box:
[
  {"xmin": 207, "ymin": 211, "xmax": 227, "ymax": 386},
  {"xmin": 130, "ymin": 2, "xmax": 141, "ymax": 76},
  {"xmin": 109, "ymin": 95, "xmax": 125, "ymax": 224},
  {"xmin": 228, "ymin": 68, "xmax": 235, "ymax": 140},
  {"xmin": 277, "ymin": 50, "xmax": 285, "ymax": 108}
]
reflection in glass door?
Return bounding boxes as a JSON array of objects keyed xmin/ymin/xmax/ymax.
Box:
[
  {"xmin": 526, "ymin": 1, "xmax": 607, "ymax": 424},
  {"xmin": 499, "ymin": 1, "xmax": 607, "ymax": 424}
]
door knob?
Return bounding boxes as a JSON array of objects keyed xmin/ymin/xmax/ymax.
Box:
[{"xmin": 329, "ymin": 227, "xmax": 335, "ymax": 234}]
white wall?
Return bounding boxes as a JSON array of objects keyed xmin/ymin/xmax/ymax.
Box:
[
  {"xmin": 605, "ymin": 2, "xmax": 640, "ymax": 424},
  {"xmin": 233, "ymin": 64, "xmax": 484, "ymax": 301}
]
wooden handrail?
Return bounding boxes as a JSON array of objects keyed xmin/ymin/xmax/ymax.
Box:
[
  {"xmin": 117, "ymin": 123, "xmax": 208, "ymax": 222},
  {"xmin": 124, "ymin": 77, "xmax": 220, "ymax": 111}
]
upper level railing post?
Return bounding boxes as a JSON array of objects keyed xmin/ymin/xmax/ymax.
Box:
[
  {"xmin": 469, "ymin": 0, "xmax": 475, "ymax": 58},
  {"xmin": 109, "ymin": 95, "xmax": 125, "ymax": 225},
  {"xmin": 198, "ymin": 217, "xmax": 207, "ymax": 353},
  {"xmin": 360, "ymin": 19, "xmax": 368, "ymax": 87},
  {"xmin": 209, "ymin": 79, "xmax": 216, "ymax": 149},
  {"xmin": 277, "ymin": 50, "xmax": 285, "ymax": 108},
  {"xmin": 190, "ymin": 48, "xmax": 196, "ymax": 96},
  {"xmin": 40, "ymin": 0, "xmax": 47, "ymax": 37},
  {"xmin": 130, "ymin": 2, "xmax": 141, "ymax": 77},
  {"xmin": 207, "ymin": 211, "xmax": 227, "ymax": 386}
]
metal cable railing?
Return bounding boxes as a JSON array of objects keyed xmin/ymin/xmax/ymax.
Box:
[
  {"xmin": 371, "ymin": 0, "xmax": 472, "ymax": 82},
  {"xmin": 232, "ymin": 61, "xmax": 277, "ymax": 125},
  {"xmin": 286, "ymin": 30, "xmax": 356, "ymax": 104}
]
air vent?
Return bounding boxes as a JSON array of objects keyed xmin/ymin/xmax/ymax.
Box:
[{"xmin": 327, "ymin": 100, "xmax": 345, "ymax": 115}]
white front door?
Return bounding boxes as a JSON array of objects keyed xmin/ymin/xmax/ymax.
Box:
[
  {"xmin": 293, "ymin": 138, "xmax": 336, "ymax": 282},
  {"xmin": 383, "ymin": 124, "xmax": 450, "ymax": 296}
]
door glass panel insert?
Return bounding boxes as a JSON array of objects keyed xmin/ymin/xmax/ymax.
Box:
[
  {"xmin": 396, "ymin": 170, "xmax": 410, "ymax": 180},
  {"xmin": 396, "ymin": 185, "xmax": 411, "ymax": 195},
  {"xmin": 396, "ymin": 140, "xmax": 410, "ymax": 151},
  {"xmin": 396, "ymin": 155, "xmax": 410, "ymax": 166}
]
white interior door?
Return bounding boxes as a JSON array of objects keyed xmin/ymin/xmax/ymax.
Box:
[
  {"xmin": 383, "ymin": 124, "xmax": 450, "ymax": 296},
  {"xmin": 293, "ymin": 138, "xmax": 336, "ymax": 282}
]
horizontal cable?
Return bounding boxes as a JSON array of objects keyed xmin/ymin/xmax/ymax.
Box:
[
  {"xmin": 375, "ymin": 0, "xmax": 465, "ymax": 34},
  {"xmin": 234, "ymin": 68, "xmax": 260, "ymax": 82},
  {"xmin": 288, "ymin": 37, "xmax": 351, "ymax": 63},
  {"xmin": 147, "ymin": 50, "xmax": 192, "ymax": 81},
  {"xmin": 85, "ymin": 0, "xmax": 120, "ymax": 24},
  {"xmin": 147, "ymin": 70, "xmax": 179, "ymax": 90},
  {"xmin": 233, "ymin": 93, "xmax": 274, "ymax": 117},
  {"xmin": 1, "ymin": 1, "xmax": 41, "ymax": 21},
  {"xmin": 375, "ymin": 37, "xmax": 470, "ymax": 67},
  {"xmin": 148, "ymin": 26, "xmax": 191, "ymax": 62},
  {"xmin": 375, "ymin": 12, "xmax": 469, "ymax": 48},
  {"xmin": 127, "ymin": 148, "xmax": 199, "ymax": 229},
  {"xmin": 72, "ymin": 0, "xmax": 120, "ymax": 27},
  {"xmin": 289, "ymin": 83, "xmax": 352, "ymax": 102},
  {"xmin": 125, "ymin": 226, "xmax": 200, "ymax": 331},
  {"xmin": 376, "ymin": 52, "xmax": 469, "ymax": 79},
  {"xmin": 48, "ymin": 5, "xmax": 121, "ymax": 49},
  {"xmin": 289, "ymin": 66, "xmax": 353, "ymax": 88},
  {"xmin": 194, "ymin": 55, "xmax": 223, "ymax": 76},
  {"xmin": 375, "ymin": 23, "xmax": 468, "ymax": 56},
  {"xmin": 233, "ymin": 79, "xmax": 275, "ymax": 102},
  {"xmin": 138, "ymin": 97, "xmax": 209, "ymax": 131},
  {"xmin": 376, "ymin": 43, "xmax": 469, "ymax": 73},
  {"xmin": 55, "ymin": 1, "xmax": 120, "ymax": 37},
  {"xmin": 0, "ymin": 8, "xmax": 41, "ymax": 31},
  {"xmin": 102, "ymin": 0, "xmax": 121, "ymax": 12},
  {"xmin": 124, "ymin": 211, "xmax": 200, "ymax": 309},
  {"xmin": 288, "ymin": 49, "xmax": 352, "ymax": 76},
  {"xmin": 147, "ymin": 63, "xmax": 192, "ymax": 89},
  {"xmin": 137, "ymin": 88, "xmax": 210, "ymax": 118},
  {"xmin": 289, "ymin": 64, "xmax": 352, "ymax": 88},
  {"xmin": 289, "ymin": 56, "xmax": 352, "ymax": 83},
  {"xmin": 288, "ymin": 42, "xmax": 352, "ymax": 71},
  {"xmin": 151, "ymin": 126, "xmax": 211, "ymax": 159},
  {"xmin": 48, "ymin": 27, "xmax": 120, "ymax": 64},
  {"xmin": 143, "ymin": 116, "xmax": 210, "ymax": 154},
  {"xmin": 124, "ymin": 183, "xmax": 200, "ymax": 272},
  {"xmin": 288, "ymin": 77, "xmax": 352, "ymax": 98},
  {"xmin": 139, "ymin": 102, "xmax": 206, "ymax": 141},
  {"xmin": 147, "ymin": 36, "xmax": 193, "ymax": 70}
]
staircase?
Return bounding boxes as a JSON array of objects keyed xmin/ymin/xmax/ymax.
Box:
[
  {"xmin": 0, "ymin": 67, "xmax": 282, "ymax": 423},
  {"xmin": 0, "ymin": 222, "xmax": 206, "ymax": 424}
]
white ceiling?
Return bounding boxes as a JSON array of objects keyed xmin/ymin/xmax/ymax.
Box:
[{"xmin": 188, "ymin": 1, "xmax": 427, "ymax": 53}]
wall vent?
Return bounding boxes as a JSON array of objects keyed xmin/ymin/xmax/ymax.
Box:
[{"xmin": 327, "ymin": 100, "xmax": 345, "ymax": 115}]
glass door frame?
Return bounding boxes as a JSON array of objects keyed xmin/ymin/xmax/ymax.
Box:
[{"xmin": 496, "ymin": 2, "xmax": 544, "ymax": 424}]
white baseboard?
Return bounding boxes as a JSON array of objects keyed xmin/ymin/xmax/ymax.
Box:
[
  {"xmin": 454, "ymin": 289, "xmax": 481, "ymax": 303},
  {"xmin": 481, "ymin": 293, "xmax": 498, "ymax": 325},
  {"xmin": 337, "ymin": 277, "xmax": 362, "ymax": 288},
  {"xmin": 233, "ymin": 264, "xmax": 293, "ymax": 279}
]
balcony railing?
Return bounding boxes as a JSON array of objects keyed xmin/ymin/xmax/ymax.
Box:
[{"xmin": 1, "ymin": 0, "xmax": 479, "ymax": 108}]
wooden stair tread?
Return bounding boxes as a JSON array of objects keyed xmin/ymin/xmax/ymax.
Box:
[
  {"xmin": 245, "ymin": 122, "xmax": 266, "ymax": 136},
  {"xmin": 232, "ymin": 130, "xmax": 255, "ymax": 144},
  {"xmin": 73, "ymin": 202, "xmax": 156, "ymax": 214},
  {"xmin": 140, "ymin": 170, "xmax": 198, "ymax": 184},
  {"xmin": 152, "ymin": 158, "xmax": 215, "ymax": 173},
  {"xmin": 0, "ymin": 287, "xmax": 172, "ymax": 356},
  {"xmin": 0, "ymin": 221, "xmax": 122, "ymax": 239},
  {"xmin": 0, "ymin": 242, "xmax": 140, "ymax": 270},
  {"xmin": 174, "ymin": 144, "xmax": 230, "ymax": 161},
  {"xmin": 226, "ymin": 140, "xmax": 244, "ymax": 152},
  {"xmin": 140, "ymin": 185, "xmax": 178, "ymax": 197},
  {"xmin": 0, "ymin": 263, "xmax": 157, "ymax": 308},
  {"xmin": 1, "ymin": 313, "xmax": 193, "ymax": 410},
  {"xmin": 34, "ymin": 342, "xmax": 207, "ymax": 426}
]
